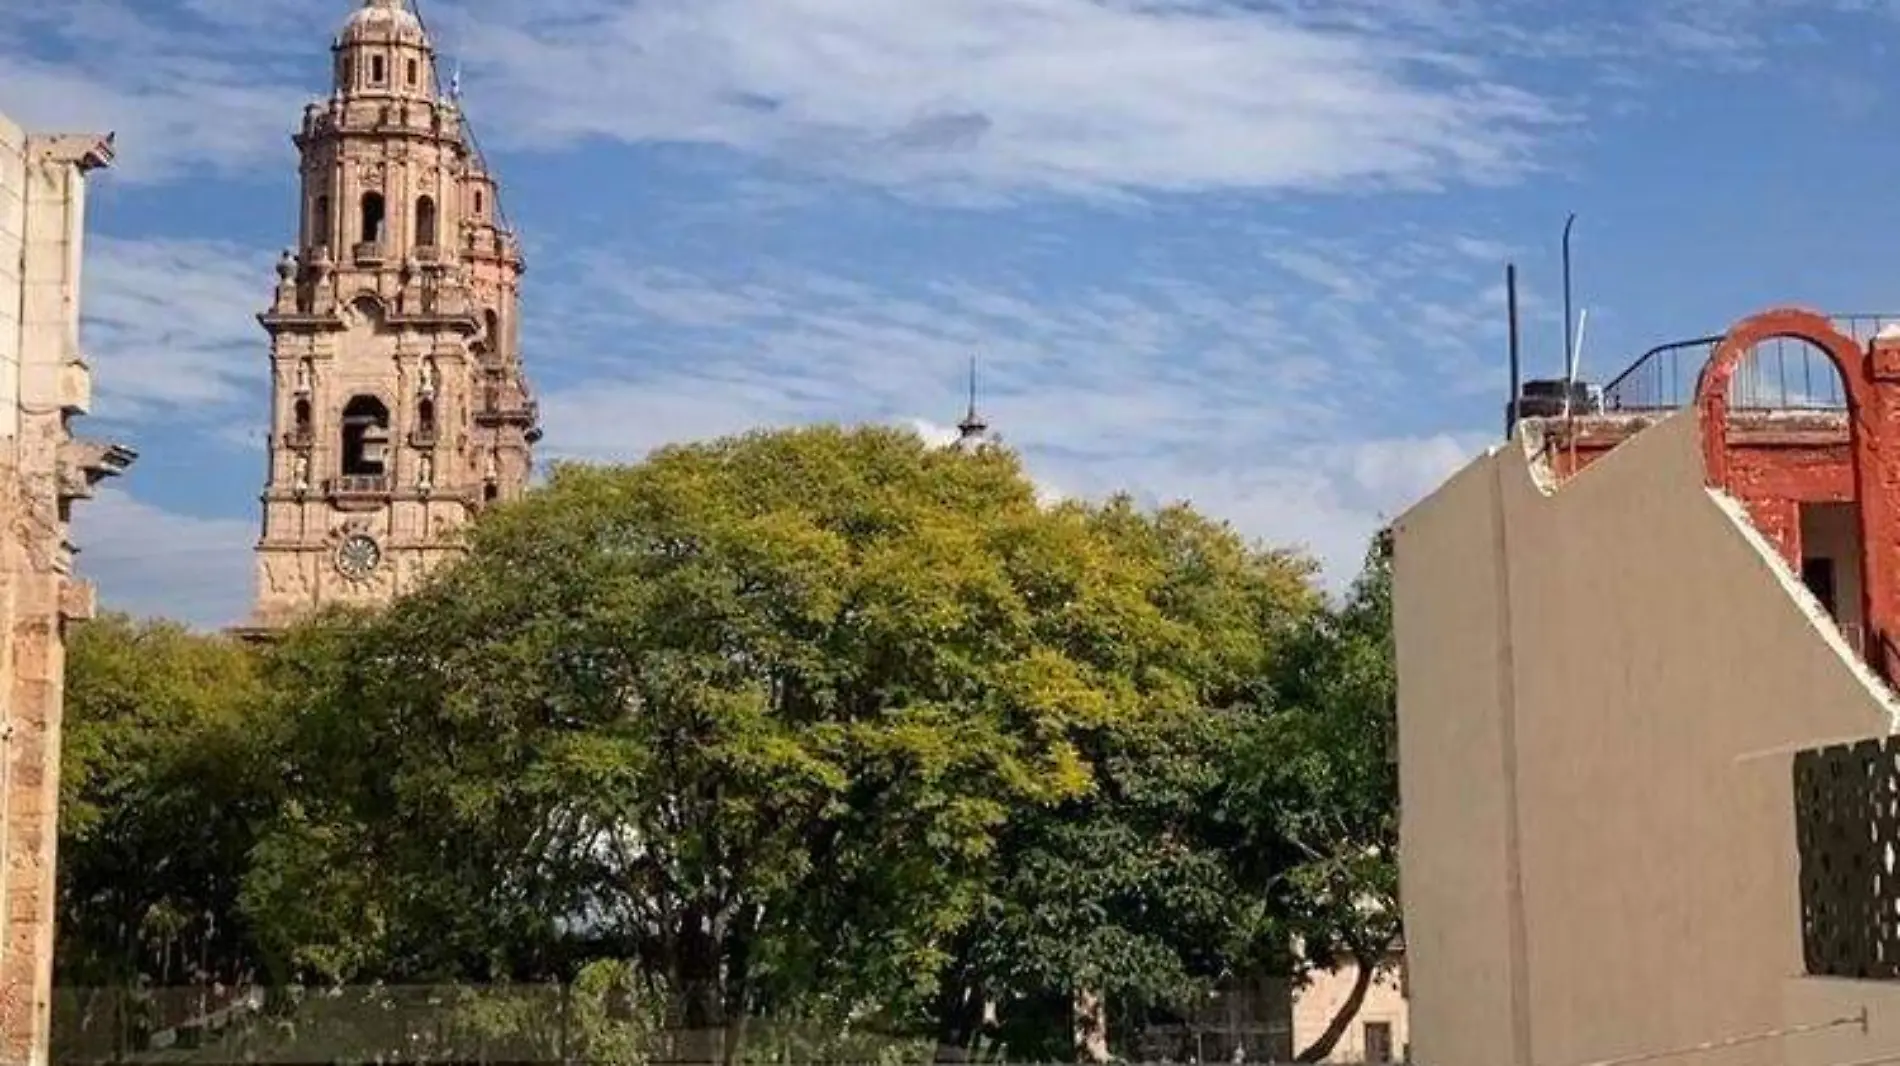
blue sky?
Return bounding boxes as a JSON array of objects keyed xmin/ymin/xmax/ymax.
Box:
[{"xmin": 10, "ymin": 0, "xmax": 1900, "ymax": 626}]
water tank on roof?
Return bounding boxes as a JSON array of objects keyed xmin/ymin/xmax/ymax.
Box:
[{"xmin": 1513, "ymin": 378, "xmax": 1601, "ymax": 420}]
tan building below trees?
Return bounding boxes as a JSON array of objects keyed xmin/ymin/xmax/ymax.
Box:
[
  {"xmin": 1292, "ymin": 949, "xmax": 1407, "ymax": 1064},
  {"xmin": 0, "ymin": 109, "xmax": 134, "ymax": 1066}
]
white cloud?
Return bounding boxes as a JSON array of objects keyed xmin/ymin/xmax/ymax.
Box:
[
  {"xmin": 0, "ymin": 3, "xmax": 311, "ymax": 183},
  {"xmin": 536, "ymin": 257, "xmax": 1353, "ymax": 464},
  {"xmin": 446, "ymin": 0, "xmax": 1557, "ymax": 198},
  {"xmin": 81, "ymin": 237, "xmax": 272, "ymax": 418},
  {"xmin": 908, "ymin": 418, "xmax": 962, "ymax": 449},
  {"xmin": 1052, "ymin": 433, "xmax": 1489, "ymax": 582},
  {"xmin": 0, "ymin": 0, "xmax": 1566, "ymax": 198},
  {"xmin": 0, "ymin": 0, "xmax": 1873, "ymax": 195},
  {"xmin": 74, "ymin": 488, "xmax": 255, "ymax": 629},
  {"xmin": 534, "ymin": 250, "xmax": 1503, "ymax": 585}
]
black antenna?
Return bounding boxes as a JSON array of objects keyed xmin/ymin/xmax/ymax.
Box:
[
  {"xmin": 1562, "ymin": 213, "xmax": 1577, "ymax": 378},
  {"xmin": 1506, "ymin": 262, "xmax": 1521, "ymax": 439}
]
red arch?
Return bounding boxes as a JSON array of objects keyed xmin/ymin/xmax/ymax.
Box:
[
  {"xmin": 1695, "ymin": 307, "xmax": 1866, "ymax": 490},
  {"xmin": 1694, "ymin": 307, "xmax": 1900, "ymax": 676}
]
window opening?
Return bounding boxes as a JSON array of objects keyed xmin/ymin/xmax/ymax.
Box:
[
  {"xmin": 312, "ymin": 195, "xmax": 331, "ymax": 248},
  {"xmin": 341, "ymin": 395, "xmax": 391, "ymax": 476},
  {"xmin": 1364, "ymin": 1022, "xmax": 1393, "ymax": 1065},
  {"xmin": 416, "ymin": 195, "xmax": 438, "ymax": 248},
  {"xmin": 360, "ymin": 192, "xmax": 386, "ymax": 244}
]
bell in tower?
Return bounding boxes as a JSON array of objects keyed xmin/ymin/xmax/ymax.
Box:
[{"xmin": 243, "ymin": 0, "xmax": 541, "ymax": 635}]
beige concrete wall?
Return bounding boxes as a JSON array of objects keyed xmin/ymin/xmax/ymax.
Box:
[
  {"xmin": 1394, "ymin": 413, "xmax": 1898, "ymax": 1066},
  {"xmin": 1393, "ymin": 451, "xmax": 1525, "ymax": 1066},
  {"xmin": 1781, "ymin": 977, "xmax": 1900, "ymax": 1066}
]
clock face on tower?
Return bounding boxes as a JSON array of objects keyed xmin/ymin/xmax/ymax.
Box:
[{"xmin": 335, "ymin": 533, "xmax": 383, "ymax": 582}]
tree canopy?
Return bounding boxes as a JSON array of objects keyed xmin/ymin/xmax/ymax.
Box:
[
  {"xmin": 54, "ymin": 426, "xmax": 1401, "ymax": 1065},
  {"xmin": 59, "ymin": 614, "xmax": 272, "ymax": 991}
]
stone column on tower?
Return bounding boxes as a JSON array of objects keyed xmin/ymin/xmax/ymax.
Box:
[{"xmin": 244, "ymin": 0, "xmax": 540, "ymax": 633}]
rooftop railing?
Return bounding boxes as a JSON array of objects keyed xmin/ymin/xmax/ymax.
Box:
[
  {"xmin": 1598, "ymin": 314, "xmax": 1900, "ymax": 414},
  {"xmin": 1600, "ymin": 336, "xmax": 1722, "ymax": 412}
]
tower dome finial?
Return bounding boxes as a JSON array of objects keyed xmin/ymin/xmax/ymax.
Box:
[
  {"xmin": 340, "ymin": 0, "xmax": 425, "ymax": 44},
  {"xmin": 954, "ymin": 356, "xmax": 996, "ymax": 452}
]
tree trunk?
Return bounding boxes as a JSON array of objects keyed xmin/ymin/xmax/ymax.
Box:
[
  {"xmin": 1295, "ymin": 947, "xmax": 1384, "ymax": 1063},
  {"xmin": 1072, "ymin": 989, "xmax": 1109, "ymax": 1064},
  {"xmin": 721, "ymin": 1014, "xmax": 749, "ymax": 1066},
  {"xmin": 722, "ymin": 923, "xmax": 752, "ymax": 1066},
  {"xmin": 673, "ymin": 909, "xmax": 725, "ymax": 1066},
  {"xmin": 932, "ymin": 981, "xmax": 984, "ymax": 1063}
]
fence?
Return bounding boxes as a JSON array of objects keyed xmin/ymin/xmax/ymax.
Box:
[
  {"xmin": 49, "ymin": 985, "xmax": 1361, "ymax": 1066},
  {"xmin": 1600, "ymin": 337, "xmax": 1723, "ymax": 412},
  {"xmin": 1598, "ymin": 314, "xmax": 1900, "ymax": 414},
  {"xmin": 1599, "ymin": 336, "xmax": 1849, "ymax": 413}
]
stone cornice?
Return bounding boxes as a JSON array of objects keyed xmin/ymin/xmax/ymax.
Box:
[{"xmin": 259, "ymin": 307, "xmax": 482, "ymax": 333}]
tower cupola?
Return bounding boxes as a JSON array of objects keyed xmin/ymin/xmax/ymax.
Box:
[{"xmin": 333, "ymin": 0, "xmax": 437, "ymax": 102}]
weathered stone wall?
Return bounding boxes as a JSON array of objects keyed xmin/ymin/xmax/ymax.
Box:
[{"xmin": 0, "ymin": 112, "xmax": 129, "ymax": 1066}]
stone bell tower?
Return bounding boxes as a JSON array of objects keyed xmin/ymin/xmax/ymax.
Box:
[{"xmin": 247, "ymin": 0, "xmax": 539, "ymax": 630}]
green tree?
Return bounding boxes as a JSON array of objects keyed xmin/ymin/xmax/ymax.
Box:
[
  {"xmin": 246, "ymin": 426, "xmax": 1293, "ymax": 1064},
  {"xmin": 1226, "ymin": 536, "xmax": 1399, "ymax": 1063},
  {"xmin": 929, "ymin": 500, "xmax": 1317, "ymax": 1062},
  {"xmin": 58, "ymin": 614, "xmax": 273, "ymax": 990}
]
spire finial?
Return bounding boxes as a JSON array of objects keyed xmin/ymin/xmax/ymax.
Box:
[{"xmin": 955, "ymin": 355, "xmax": 992, "ymax": 451}]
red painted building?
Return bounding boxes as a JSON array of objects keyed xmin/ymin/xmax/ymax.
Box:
[{"xmin": 1541, "ymin": 308, "xmax": 1900, "ymax": 672}]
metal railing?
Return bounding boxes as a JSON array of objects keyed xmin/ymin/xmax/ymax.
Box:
[
  {"xmin": 1598, "ymin": 314, "xmax": 1900, "ymax": 414},
  {"xmin": 1728, "ymin": 335, "xmax": 1849, "ymax": 412},
  {"xmin": 1600, "ymin": 336, "xmax": 1722, "ymax": 412},
  {"xmin": 1826, "ymin": 313, "xmax": 1900, "ymax": 346}
]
